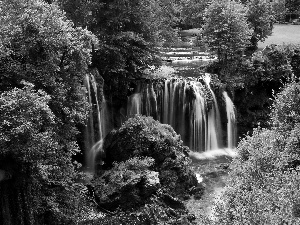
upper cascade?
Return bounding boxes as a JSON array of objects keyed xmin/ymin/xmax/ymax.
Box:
[{"xmin": 127, "ymin": 75, "xmax": 237, "ymax": 152}]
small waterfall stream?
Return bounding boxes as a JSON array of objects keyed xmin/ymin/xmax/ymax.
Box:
[
  {"xmin": 204, "ymin": 74, "xmax": 222, "ymax": 150},
  {"xmin": 223, "ymin": 91, "xmax": 237, "ymax": 149},
  {"xmin": 84, "ymin": 73, "xmax": 108, "ymax": 173}
]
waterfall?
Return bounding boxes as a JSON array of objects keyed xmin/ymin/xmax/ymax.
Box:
[
  {"xmin": 204, "ymin": 74, "xmax": 222, "ymax": 150},
  {"xmin": 127, "ymin": 93, "xmax": 142, "ymax": 116},
  {"xmin": 127, "ymin": 76, "xmax": 234, "ymax": 152},
  {"xmin": 190, "ymin": 83, "xmax": 207, "ymax": 151},
  {"xmin": 223, "ymin": 91, "xmax": 237, "ymax": 149},
  {"xmin": 84, "ymin": 74, "xmax": 107, "ymax": 173},
  {"xmin": 84, "ymin": 73, "xmax": 237, "ymax": 171}
]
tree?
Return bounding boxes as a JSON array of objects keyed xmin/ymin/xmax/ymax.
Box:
[
  {"xmin": 180, "ymin": 0, "xmax": 211, "ymax": 29},
  {"xmin": 0, "ymin": 0, "xmax": 96, "ymax": 139},
  {"xmin": 273, "ymin": 1, "xmax": 287, "ymax": 22},
  {"xmin": 58, "ymin": 0, "xmax": 181, "ymax": 45},
  {"xmin": 213, "ymin": 82, "xmax": 300, "ymax": 224},
  {"xmin": 286, "ymin": 0, "xmax": 300, "ymax": 22},
  {"xmin": 0, "ymin": 0, "xmax": 96, "ymax": 223},
  {"xmin": 246, "ymin": 0, "xmax": 274, "ymax": 52},
  {"xmin": 202, "ymin": 0, "xmax": 252, "ymax": 63},
  {"xmin": 57, "ymin": 0, "xmax": 181, "ymax": 102}
]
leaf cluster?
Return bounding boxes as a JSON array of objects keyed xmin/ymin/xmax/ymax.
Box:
[
  {"xmin": 0, "ymin": 0, "xmax": 97, "ymax": 223},
  {"xmin": 203, "ymin": 0, "xmax": 252, "ymax": 62},
  {"xmin": 213, "ymin": 82, "xmax": 300, "ymax": 224}
]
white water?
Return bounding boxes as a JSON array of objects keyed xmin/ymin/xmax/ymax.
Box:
[
  {"xmin": 204, "ymin": 73, "xmax": 222, "ymax": 150},
  {"xmin": 189, "ymin": 148, "xmax": 237, "ymax": 161},
  {"xmin": 190, "ymin": 82, "xmax": 207, "ymax": 151},
  {"xmin": 223, "ymin": 92, "xmax": 237, "ymax": 149},
  {"xmin": 127, "ymin": 75, "xmax": 236, "ymax": 152},
  {"xmin": 84, "ymin": 74, "xmax": 107, "ymax": 173}
]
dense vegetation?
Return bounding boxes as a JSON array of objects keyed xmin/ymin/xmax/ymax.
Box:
[
  {"xmin": 87, "ymin": 115, "xmax": 202, "ymax": 224},
  {"xmin": 212, "ymin": 82, "xmax": 300, "ymax": 224},
  {"xmin": 1, "ymin": 0, "xmax": 300, "ymax": 224},
  {"xmin": 0, "ymin": 1, "xmax": 97, "ymax": 224},
  {"xmin": 0, "ymin": 0, "xmax": 196, "ymax": 224}
]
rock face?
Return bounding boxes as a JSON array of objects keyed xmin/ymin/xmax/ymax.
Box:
[
  {"xmin": 91, "ymin": 115, "xmax": 200, "ymax": 224},
  {"xmin": 100, "ymin": 115, "xmax": 198, "ymax": 197}
]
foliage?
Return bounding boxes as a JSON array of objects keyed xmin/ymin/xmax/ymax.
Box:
[
  {"xmin": 0, "ymin": 0, "xmax": 96, "ymax": 223},
  {"xmin": 0, "ymin": 0, "xmax": 95, "ymax": 125},
  {"xmin": 0, "ymin": 83, "xmax": 95, "ymax": 224},
  {"xmin": 57, "ymin": 0, "xmax": 182, "ymax": 102},
  {"xmin": 208, "ymin": 44, "xmax": 300, "ymax": 137},
  {"xmin": 273, "ymin": 1, "xmax": 287, "ymax": 22},
  {"xmin": 180, "ymin": 0, "xmax": 211, "ymax": 29},
  {"xmin": 244, "ymin": 45, "xmax": 294, "ymax": 85},
  {"xmin": 271, "ymin": 82, "xmax": 300, "ymax": 131},
  {"xmin": 245, "ymin": 0, "xmax": 274, "ymax": 52},
  {"xmin": 286, "ymin": 0, "xmax": 300, "ymax": 19},
  {"xmin": 59, "ymin": 0, "xmax": 180, "ymax": 45},
  {"xmin": 213, "ymin": 82, "xmax": 300, "ymax": 224},
  {"xmin": 0, "ymin": 83, "xmax": 55, "ymax": 164},
  {"xmin": 202, "ymin": 0, "xmax": 252, "ymax": 63},
  {"xmin": 92, "ymin": 156, "xmax": 158, "ymax": 211},
  {"xmin": 102, "ymin": 115, "xmax": 198, "ymax": 197},
  {"xmin": 92, "ymin": 153, "xmax": 197, "ymax": 224}
]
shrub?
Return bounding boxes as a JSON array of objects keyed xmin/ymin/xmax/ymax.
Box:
[
  {"xmin": 213, "ymin": 82, "xmax": 300, "ymax": 224},
  {"xmin": 102, "ymin": 115, "xmax": 198, "ymax": 197}
]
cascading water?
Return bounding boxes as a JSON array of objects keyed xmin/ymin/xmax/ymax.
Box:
[
  {"xmin": 84, "ymin": 73, "xmax": 107, "ymax": 173},
  {"xmin": 126, "ymin": 75, "xmax": 234, "ymax": 152},
  {"xmin": 127, "ymin": 93, "xmax": 142, "ymax": 115},
  {"xmin": 223, "ymin": 91, "xmax": 237, "ymax": 149},
  {"xmin": 85, "ymin": 72, "xmax": 237, "ymax": 169},
  {"xmin": 204, "ymin": 74, "xmax": 222, "ymax": 150}
]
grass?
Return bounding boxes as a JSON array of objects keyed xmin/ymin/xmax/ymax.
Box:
[
  {"xmin": 180, "ymin": 24, "xmax": 300, "ymax": 50},
  {"xmin": 258, "ymin": 24, "xmax": 300, "ymax": 49}
]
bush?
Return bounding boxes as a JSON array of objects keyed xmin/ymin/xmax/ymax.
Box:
[
  {"xmin": 213, "ymin": 82, "xmax": 300, "ymax": 224},
  {"xmin": 92, "ymin": 157, "xmax": 159, "ymax": 211},
  {"xmin": 101, "ymin": 115, "xmax": 198, "ymax": 197}
]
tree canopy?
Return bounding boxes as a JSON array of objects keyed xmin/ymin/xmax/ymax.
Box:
[
  {"xmin": 246, "ymin": 0, "xmax": 274, "ymax": 52},
  {"xmin": 214, "ymin": 82, "xmax": 300, "ymax": 224},
  {"xmin": 180, "ymin": 0, "xmax": 211, "ymax": 29},
  {"xmin": 0, "ymin": 0, "xmax": 96, "ymax": 223},
  {"xmin": 202, "ymin": 0, "xmax": 252, "ymax": 63},
  {"xmin": 56, "ymin": 0, "xmax": 182, "ymax": 101}
]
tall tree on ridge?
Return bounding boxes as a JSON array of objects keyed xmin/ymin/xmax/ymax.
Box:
[
  {"xmin": 203, "ymin": 0, "xmax": 252, "ymax": 64},
  {"xmin": 245, "ymin": 0, "xmax": 274, "ymax": 52}
]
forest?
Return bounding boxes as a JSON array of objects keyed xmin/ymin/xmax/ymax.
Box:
[{"xmin": 1, "ymin": 0, "xmax": 300, "ymax": 224}]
